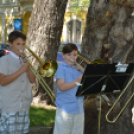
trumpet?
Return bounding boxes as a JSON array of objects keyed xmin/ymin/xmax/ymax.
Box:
[{"xmin": 19, "ymin": 45, "xmax": 57, "ymax": 103}]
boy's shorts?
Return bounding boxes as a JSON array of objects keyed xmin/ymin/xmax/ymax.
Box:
[
  {"xmin": 0, "ymin": 110, "xmax": 30, "ymax": 134},
  {"xmin": 53, "ymin": 107, "xmax": 84, "ymax": 134}
]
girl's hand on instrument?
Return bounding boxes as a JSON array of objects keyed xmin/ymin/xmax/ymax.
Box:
[{"xmin": 76, "ymin": 74, "xmax": 82, "ymax": 83}]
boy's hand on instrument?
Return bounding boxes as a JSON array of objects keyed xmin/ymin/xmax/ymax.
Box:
[
  {"xmin": 21, "ymin": 62, "xmax": 29, "ymax": 72},
  {"xmin": 22, "ymin": 58, "xmax": 27, "ymax": 63},
  {"xmin": 20, "ymin": 53, "xmax": 27, "ymax": 63},
  {"xmin": 74, "ymin": 65, "xmax": 79, "ymax": 71}
]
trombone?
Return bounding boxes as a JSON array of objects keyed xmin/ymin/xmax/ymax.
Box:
[
  {"xmin": 70, "ymin": 54, "xmax": 105, "ymax": 73},
  {"xmin": 74, "ymin": 54, "xmax": 109, "ymax": 134},
  {"xmin": 73, "ymin": 55, "xmax": 111, "ymax": 105},
  {"xmin": 19, "ymin": 45, "xmax": 57, "ymax": 103},
  {"xmin": 71, "ymin": 54, "xmax": 105, "ymax": 72},
  {"xmin": 78, "ymin": 54, "xmax": 134, "ymax": 123},
  {"xmin": 106, "ymin": 75, "xmax": 134, "ymax": 123},
  {"xmin": 77, "ymin": 54, "xmax": 105, "ymax": 65}
]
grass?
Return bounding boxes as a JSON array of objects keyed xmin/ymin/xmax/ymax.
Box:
[
  {"xmin": 30, "ymin": 106, "xmax": 56, "ymax": 127},
  {"xmin": 0, "ymin": 106, "xmax": 56, "ymax": 127}
]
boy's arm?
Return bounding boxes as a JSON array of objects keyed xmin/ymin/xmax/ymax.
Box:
[
  {"xmin": 21, "ymin": 57, "xmax": 36, "ymax": 83},
  {"xmin": 57, "ymin": 75, "xmax": 82, "ymax": 91},
  {"xmin": 0, "ymin": 63, "xmax": 29, "ymax": 86},
  {"xmin": 27, "ymin": 68, "xmax": 36, "ymax": 83}
]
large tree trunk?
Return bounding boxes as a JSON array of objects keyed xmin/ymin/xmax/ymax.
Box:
[
  {"xmin": 26, "ymin": 0, "xmax": 68, "ymax": 104},
  {"xmin": 82, "ymin": 0, "xmax": 134, "ymax": 133}
]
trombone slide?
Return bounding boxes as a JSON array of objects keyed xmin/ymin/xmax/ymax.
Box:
[
  {"xmin": 106, "ymin": 76, "xmax": 134, "ymax": 123},
  {"xmin": 19, "ymin": 48, "xmax": 56, "ymax": 103},
  {"xmin": 70, "ymin": 59, "xmax": 84, "ymax": 72}
]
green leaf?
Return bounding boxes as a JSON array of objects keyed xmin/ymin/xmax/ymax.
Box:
[{"xmin": 68, "ymin": 0, "xmax": 90, "ymax": 13}]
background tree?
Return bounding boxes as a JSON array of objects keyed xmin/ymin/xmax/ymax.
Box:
[
  {"xmin": 82, "ymin": 0, "xmax": 134, "ymax": 134},
  {"xmin": 26, "ymin": 0, "xmax": 68, "ymax": 104}
]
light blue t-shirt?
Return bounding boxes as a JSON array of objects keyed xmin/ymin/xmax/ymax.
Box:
[{"xmin": 55, "ymin": 61, "xmax": 84, "ymax": 114}]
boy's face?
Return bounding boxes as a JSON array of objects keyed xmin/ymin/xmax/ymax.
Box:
[
  {"xmin": 8, "ymin": 38, "xmax": 25, "ymax": 57},
  {"xmin": 62, "ymin": 50, "xmax": 78, "ymax": 66}
]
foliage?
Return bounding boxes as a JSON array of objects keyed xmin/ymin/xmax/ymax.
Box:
[
  {"xmin": 30, "ymin": 106, "xmax": 56, "ymax": 127},
  {"xmin": 68, "ymin": 0, "xmax": 90, "ymax": 13}
]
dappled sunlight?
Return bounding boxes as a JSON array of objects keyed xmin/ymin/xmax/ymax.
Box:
[{"xmin": 30, "ymin": 106, "xmax": 56, "ymax": 127}]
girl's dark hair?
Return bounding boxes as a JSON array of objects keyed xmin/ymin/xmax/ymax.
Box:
[
  {"xmin": 8, "ymin": 31, "xmax": 26, "ymax": 43},
  {"xmin": 62, "ymin": 43, "xmax": 78, "ymax": 54}
]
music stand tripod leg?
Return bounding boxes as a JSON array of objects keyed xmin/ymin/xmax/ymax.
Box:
[
  {"xmin": 97, "ymin": 78, "xmax": 108, "ymax": 134},
  {"xmin": 97, "ymin": 95, "xmax": 102, "ymax": 134}
]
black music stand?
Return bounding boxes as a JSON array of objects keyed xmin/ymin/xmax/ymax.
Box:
[
  {"xmin": 76, "ymin": 63, "xmax": 134, "ymax": 134},
  {"xmin": 76, "ymin": 63, "xmax": 134, "ymax": 97}
]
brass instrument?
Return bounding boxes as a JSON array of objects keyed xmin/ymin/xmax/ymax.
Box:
[
  {"xmin": 78, "ymin": 55, "xmax": 134, "ymax": 124},
  {"xmin": 19, "ymin": 45, "xmax": 57, "ymax": 103},
  {"xmin": 73, "ymin": 55, "xmax": 111, "ymax": 106},
  {"xmin": 106, "ymin": 75, "xmax": 134, "ymax": 123},
  {"xmin": 77, "ymin": 54, "xmax": 90, "ymax": 64},
  {"xmin": 74, "ymin": 54, "xmax": 109, "ymax": 134},
  {"xmin": 71, "ymin": 54, "xmax": 105, "ymax": 72},
  {"xmin": 73, "ymin": 54, "xmax": 105, "ymax": 72},
  {"xmin": 78, "ymin": 54, "xmax": 105, "ymax": 65},
  {"xmin": 70, "ymin": 58, "xmax": 84, "ymax": 72}
]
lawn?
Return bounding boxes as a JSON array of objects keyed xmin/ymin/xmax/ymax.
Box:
[
  {"xmin": 30, "ymin": 106, "xmax": 56, "ymax": 127},
  {"xmin": 0, "ymin": 106, "xmax": 56, "ymax": 127}
]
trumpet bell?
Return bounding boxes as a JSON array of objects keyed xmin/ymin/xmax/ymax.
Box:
[
  {"xmin": 90, "ymin": 59, "xmax": 105, "ymax": 64},
  {"xmin": 39, "ymin": 59, "xmax": 58, "ymax": 77}
]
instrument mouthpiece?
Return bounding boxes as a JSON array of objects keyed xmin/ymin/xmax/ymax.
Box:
[
  {"xmin": 70, "ymin": 59, "xmax": 74, "ymax": 63},
  {"xmin": 19, "ymin": 50, "xmax": 23, "ymax": 53}
]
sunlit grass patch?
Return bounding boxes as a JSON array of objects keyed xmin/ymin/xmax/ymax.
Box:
[{"xmin": 30, "ymin": 106, "xmax": 56, "ymax": 127}]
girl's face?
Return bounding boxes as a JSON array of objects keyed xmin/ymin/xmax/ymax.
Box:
[
  {"xmin": 62, "ymin": 50, "xmax": 78, "ymax": 66},
  {"xmin": 8, "ymin": 38, "xmax": 25, "ymax": 57}
]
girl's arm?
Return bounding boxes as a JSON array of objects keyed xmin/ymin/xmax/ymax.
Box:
[
  {"xmin": 57, "ymin": 74, "xmax": 82, "ymax": 91},
  {"xmin": 0, "ymin": 63, "xmax": 29, "ymax": 86}
]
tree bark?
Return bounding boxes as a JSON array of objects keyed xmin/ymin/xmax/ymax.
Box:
[
  {"xmin": 26, "ymin": 0, "xmax": 68, "ymax": 104},
  {"xmin": 82, "ymin": 0, "xmax": 134, "ymax": 133}
]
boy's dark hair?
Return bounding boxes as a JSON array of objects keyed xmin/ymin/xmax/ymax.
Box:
[
  {"xmin": 8, "ymin": 31, "xmax": 26, "ymax": 43},
  {"xmin": 62, "ymin": 43, "xmax": 78, "ymax": 54}
]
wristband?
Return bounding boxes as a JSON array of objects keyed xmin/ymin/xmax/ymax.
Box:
[{"xmin": 75, "ymin": 82, "xmax": 82, "ymax": 86}]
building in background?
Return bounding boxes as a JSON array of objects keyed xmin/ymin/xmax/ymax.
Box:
[{"xmin": 0, "ymin": 0, "xmax": 88, "ymax": 44}]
